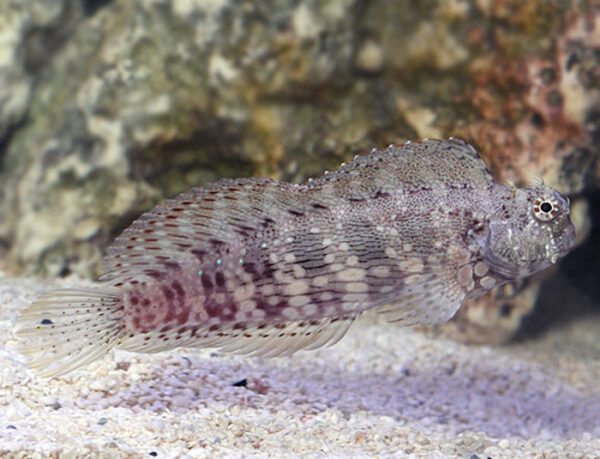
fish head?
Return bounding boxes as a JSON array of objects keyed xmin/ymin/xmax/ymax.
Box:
[{"xmin": 482, "ymin": 185, "xmax": 576, "ymax": 279}]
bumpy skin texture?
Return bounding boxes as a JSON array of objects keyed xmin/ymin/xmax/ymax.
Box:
[
  {"xmin": 96, "ymin": 139, "xmax": 575, "ymax": 353},
  {"xmin": 17, "ymin": 139, "xmax": 577, "ymax": 376}
]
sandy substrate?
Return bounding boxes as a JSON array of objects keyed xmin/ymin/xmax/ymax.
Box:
[{"xmin": 1, "ymin": 272, "xmax": 599, "ymax": 459}]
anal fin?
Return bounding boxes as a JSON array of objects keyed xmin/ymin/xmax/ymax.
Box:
[{"xmin": 119, "ymin": 315, "xmax": 358, "ymax": 358}]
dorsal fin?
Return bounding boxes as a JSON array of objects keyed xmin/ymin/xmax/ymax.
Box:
[
  {"xmin": 100, "ymin": 178, "xmax": 338, "ymax": 283},
  {"xmin": 438, "ymin": 137, "xmax": 494, "ymax": 186},
  {"xmin": 308, "ymin": 138, "xmax": 494, "ymax": 201}
]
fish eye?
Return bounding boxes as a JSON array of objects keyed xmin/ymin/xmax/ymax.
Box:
[{"xmin": 533, "ymin": 197, "xmax": 559, "ymax": 222}]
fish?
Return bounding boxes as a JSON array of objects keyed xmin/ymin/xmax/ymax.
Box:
[{"xmin": 17, "ymin": 138, "xmax": 576, "ymax": 377}]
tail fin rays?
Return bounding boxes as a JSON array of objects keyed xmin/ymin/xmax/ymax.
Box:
[{"xmin": 17, "ymin": 286, "xmax": 125, "ymax": 378}]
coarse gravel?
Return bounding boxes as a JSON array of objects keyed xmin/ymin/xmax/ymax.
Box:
[{"xmin": 1, "ymin": 272, "xmax": 599, "ymax": 459}]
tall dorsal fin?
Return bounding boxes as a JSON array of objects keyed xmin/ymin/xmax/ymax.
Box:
[
  {"xmin": 100, "ymin": 178, "xmax": 338, "ymax": 282},
  {"xmin": 308, "ymin": 138, "xmax": 494, "ymax": 201}
]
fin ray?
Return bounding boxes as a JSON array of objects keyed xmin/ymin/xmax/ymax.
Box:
[
  {"xmin": 17, "ymin": 286, "xmax": 125, "ymax": 377},
  {"xmin": 99, "ymin": 178, "xmax": 336, "ymax": 283},
  {"xmin": 119, "ymin": 316, "xmax": 358, "ymax": 357},
  {"xmin": 375, "ymin": 269, "xmax": 465, "ymax": 325}
]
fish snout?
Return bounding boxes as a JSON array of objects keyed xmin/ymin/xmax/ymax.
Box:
[{"xmin": 559, "ymin": 221, "xmax": 577, "ymax": 256}]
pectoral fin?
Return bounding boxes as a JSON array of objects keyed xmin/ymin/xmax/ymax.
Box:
[{"xmin": 375, "ymin": 268, "xmax": 467, "ymax": 326}]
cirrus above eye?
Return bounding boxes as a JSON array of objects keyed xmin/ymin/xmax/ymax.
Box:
[{"xmin": 533, "ymin": 198, "xmax": 558, "ymax": 221}]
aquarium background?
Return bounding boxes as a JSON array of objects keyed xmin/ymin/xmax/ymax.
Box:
[{"xmin": 0, "ymin": 1, "xmax": 598, "ymax": 457}]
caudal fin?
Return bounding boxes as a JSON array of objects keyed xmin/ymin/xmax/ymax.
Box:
[{"xmin": 16, "ymin": 286, "xmax": 125, "ymax": 378}]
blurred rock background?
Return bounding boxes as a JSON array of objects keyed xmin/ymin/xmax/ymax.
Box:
[{"xmin": 0, "ymin": 0, "xmax": 598, "ymax": 343}]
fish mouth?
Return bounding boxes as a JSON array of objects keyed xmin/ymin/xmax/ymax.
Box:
[
  {"xmin": 554, "ymin": 222, "xmax": 577, "ymax": 261},
  {"xmin": 547, "ymin": 252, "xmax": 560, "ymax": 265},
  {"xmin": 545, "ymin": 222, "xmax": 576, "ymax": 266},
  {"xmin": 480, "ymin": 218, "xmax": 577, "ymax": 279}
]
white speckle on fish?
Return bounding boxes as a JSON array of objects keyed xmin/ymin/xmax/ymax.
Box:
[{"xmin": 17, "ymin": 138, "xmax": 576, "ymax": 377}]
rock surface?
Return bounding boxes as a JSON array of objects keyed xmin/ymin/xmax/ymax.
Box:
[{"xmin": 0, "ymin": 0, "xmax": 598, "ymax": 342}]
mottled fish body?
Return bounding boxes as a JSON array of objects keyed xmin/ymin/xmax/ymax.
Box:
[{"xmin": 17, "ymin": 139, "xmax": 576, "ymax": 376}]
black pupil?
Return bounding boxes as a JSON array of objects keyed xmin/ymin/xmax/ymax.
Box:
[{"xmin": 540, "ymin": 202, "xmax": 552, "ymax": 213}]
